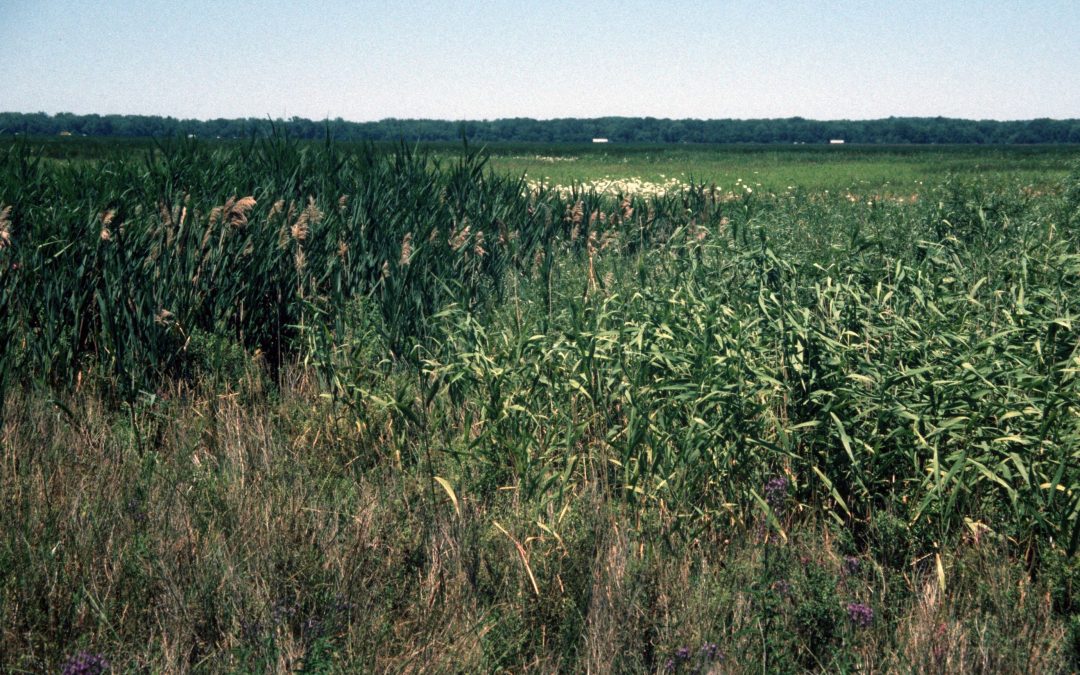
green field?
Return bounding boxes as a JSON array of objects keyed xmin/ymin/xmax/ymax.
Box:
[
  {"xmin": 484, "ymin": 143, "xmax": 1080, "ymax": 192},
  {"xmin": 1, "ymin": 137, "xmax": 1079, "ymax": 672},
  {"xmin": 12, "ymin": 135, "xmax": 1080, "ymax": 189}
]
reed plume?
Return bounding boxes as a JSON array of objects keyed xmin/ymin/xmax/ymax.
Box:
[
  {"xmin": 473, "ymin": 230, "xmax": 486, "ymax": 257},
  {"xmin": 227, "ymin": 196, "xmax": 257, "ymax": 227},
  {"xmin": 450, "ymin": 223, "xmax": 471, "ymax": 251},
  {"xmin": 290, "ymin": 197, "xmax": 322, "ymax": 241},
  {"xmin": 399, "ymin": 232, "xmax": 413, "ymax": 266},
  {"xmin": 0, "ymin": 205, "xmax": 11, "ymax": 249}
]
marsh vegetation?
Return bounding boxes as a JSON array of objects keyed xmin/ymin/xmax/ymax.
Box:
[{"xmin": 1, "ymin": 138, "xmax": 1078, "ymax": 672}]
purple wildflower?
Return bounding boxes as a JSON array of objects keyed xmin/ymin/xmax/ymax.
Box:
[
  {"xmin": 842, "ymin": 555, "xmax": 861, "ymax": 576},
  {"xmin": 675, "ymin": 646, "xmax": 691, "ymax": 661},
  {"xmin": 764, "ymin": 475, "xmax": 789, "ymax": 510},
  {"xmin": 61, "ymin": 651, "xmax": 110, "ymax": 675},
  {"xmin": 700, "ymin": 642, "xmax": 720, "ymax": 659},
  {"xmin": 126, "ymin": 497, "xmax": 147, "ymax": 524},
  {"xmin": 846, "ymin": 602, "xmax": 874, "ymax": 628},
  {"xmin": 772, "ymin": 579, "xmax": 792, "ymax": 597}
]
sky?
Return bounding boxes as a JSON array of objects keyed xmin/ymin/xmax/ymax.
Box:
[{"xmin": 1, "ymin": 0, "xmax": 1078, "ymax": 122}]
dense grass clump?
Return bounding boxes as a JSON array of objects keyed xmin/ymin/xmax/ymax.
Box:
[
  {"xmin": 0, "ymin": 136, "xmax": 537, "ymax": 397},
  {"xmin": 1, "ymin": 139, "xmax": 1078, "ymax": 671}
]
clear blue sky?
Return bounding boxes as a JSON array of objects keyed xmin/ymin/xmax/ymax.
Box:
[{"xmin": 1, "ymin": 0, "xmax": 1077, "ymax": 121}]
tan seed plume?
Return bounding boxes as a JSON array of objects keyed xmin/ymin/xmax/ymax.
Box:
[
  {"xmin": 290, "ymin": 197, "xmax": 322, "ymax": 241},
  {"xmin": 228, "ymin": 196, "xmax": 257, "ymax": 227},
  {"xmin": 0, "ymin": 205, "xmax": 12, "ymax": 249},
  {"xmin": 399, "ymin": 232, "xmax": 413, "ymax": 266},
  {"xmin": 450, "ymin": 223, "xmax": 471, "ymax": 251},
  {"xmin": 154, "ymin": 308, "xmax": 175, "ymax": 326}
]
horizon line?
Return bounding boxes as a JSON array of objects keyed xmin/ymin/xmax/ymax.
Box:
[{"xmin": 4, "ymin": 111, "xmax": 1079, "ymax": 125}]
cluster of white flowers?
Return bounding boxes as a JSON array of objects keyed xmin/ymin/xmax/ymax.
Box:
[
  {"xmin": 733, "ymin": 177, "xmax": 757, "ymax": 194},
  {"xmin": 843, "ymin": 191, "xmax": 920, "ymax": 205},
  {"xmin": 512, "ymin": 155, "xmax": 579, "ymax": 163},
  {"xmin": 526, "ymin": 176, "xmax": 691, "ymax": 198}
]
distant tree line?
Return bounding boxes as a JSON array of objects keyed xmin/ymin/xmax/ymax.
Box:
[{"xmin": 2, "ymin": 111, "xmax": 1079, "ymax": 144}]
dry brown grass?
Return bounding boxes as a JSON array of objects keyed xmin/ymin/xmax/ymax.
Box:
[{"xmin": 1, "ymin": 371, "xmax": 1075, "ymax": 673}]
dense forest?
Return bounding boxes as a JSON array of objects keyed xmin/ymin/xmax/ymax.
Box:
[{"xmin": 2, "ymin": 111, "xmax": 1079, "ymax": 144}]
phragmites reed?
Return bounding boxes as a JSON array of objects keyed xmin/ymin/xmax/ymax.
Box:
[
  {"xmin": 99, "ymin": 210, "xmax": 115, "ymax": 242},
  {"xmin": 228, "ymin": 196, "xmax": 257, "ymax": 227},
  {"xmin": 399, "ymin": 232, "xmax": 413, "ymax": 266},
  {"xmin": 600, "ymin": 229, "xmax": 620, "ymax": 252},
  {"xmin": 716, "ymin": 216, "xmax": 731, "ymax": 240},
  {"xmin": 269, "ymin": 199, "xmax": 285, "ymax": 220},
  {"xmin": 291, "ymin": 219, "xmax": 310, "ymax": 242},
  {"xmin": 158, "ymin": 201, "xmax": 173, "ymax": 227},
  {"xmin": 586, "ymin": 230, "xmax": 598, "ymax": 296},
  {"xmin": 208, "ymin": 200, "xmax": 226, "ymax": 226},
  {"xmin": 0, "ymin": 205, "xmax": 12, "ymax": 250},
  {"xmin": 338, "ymin": 194, "xmax": 349, "ymax": 214},
  {"xmin": 570, "ymin": 201, "xmax": 584, "ymax": 225},
  {"xmin": 496, "ymin": 218, "xmax": 509, "ymax": 247},
  {"xmin": 290, "ymin": 197, "xmax": 323, "ymax": 242},
  {"xmin": 567, "ymin": 201, "xmax": 585, "ymax": 242},
  {"xmin": 450, "ymin": 222, "xmax": 471, "ymax": 251},
  {"xmin": 208, "ymin": 195, "xmax": 257, "ymax": 228},
  {"xmin": 473, "ymin": 229, "xmax": 486, "ymax": 257}
]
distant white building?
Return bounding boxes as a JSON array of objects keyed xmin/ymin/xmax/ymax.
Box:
[
  {"xmin": 829, "ymin": 139, "xmax": 845, "ymax": 144},
  {"xmin": 592, "ymin": 138, "xmax": 609, "ymax": 143}
]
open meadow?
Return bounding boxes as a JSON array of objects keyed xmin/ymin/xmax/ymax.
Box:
[{"xmin": 1, "ymin": 137, "xmax": 1079, "ymax": 672}]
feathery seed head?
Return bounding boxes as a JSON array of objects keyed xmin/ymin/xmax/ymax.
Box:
[
  {"xmin": 399, "ymin": 232, "xmax": 413, "ymax": 266},
  {"xmin": 227, "ymin": 196, "xmax": 257, "ymax": 227},
  {"xmin": 450, "ymin": 224, "xmax": 471, "ymax": 251},
  {"xmin": 0, "ymin": 205, "xmax": 12, "ymax": 249},
  {"xmin": 473, "ymin": 229, "xmax": 486, "ymax": 257},
  {"xmin": 154, "ymin": 308, "xmax": 175, "ymax": 326}
]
